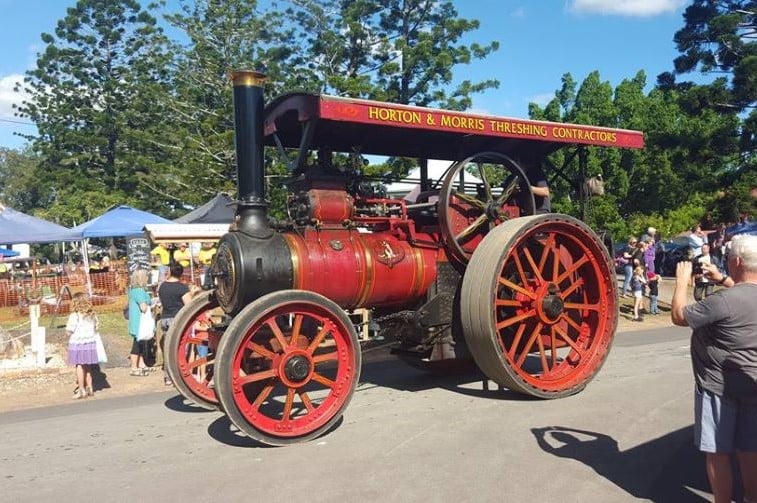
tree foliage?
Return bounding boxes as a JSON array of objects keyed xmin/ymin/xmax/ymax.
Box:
[{"xmin": 13, "ymin": 0, "xmax": 174, "ymax": 223}]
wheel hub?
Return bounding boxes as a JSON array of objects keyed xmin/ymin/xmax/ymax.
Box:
[
  {"xmin": 537, "ymin": 283, "xmax": 564, "ymax": 324},
  {"xmin": 283, "ymin": 355, "xmax": 311, "ymax": 382}
]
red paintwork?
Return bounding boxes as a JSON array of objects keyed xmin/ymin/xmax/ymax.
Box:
[
  {"xmin": 318, "ymin": 96, "xmax": 644, "ymax": 150},
  {"xmin": 283, "ymin": 228, "xmax": 439, "ymax": 310}
]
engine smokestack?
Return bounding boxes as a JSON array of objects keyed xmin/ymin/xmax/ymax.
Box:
[{"xmin": 230, "ymin": 70, "xmax": 271, "ymax": 238}]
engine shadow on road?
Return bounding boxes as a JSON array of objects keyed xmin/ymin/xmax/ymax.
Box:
[
  {"xmin": 531, "ymin": 425, "xmax": 726, "ymax": 502},
  {"xmin": 163, "ymin": 394, "xmax": 216, "ymax": 414},
  {"xmin": 205, "ymin": 414, "xmax": 344, "ymax": 449},
  {"xmin": 357, "ymin": 354, "xmax": 542, "ymax": 401}
]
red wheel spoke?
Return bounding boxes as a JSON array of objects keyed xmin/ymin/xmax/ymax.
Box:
[
  {"xmin": 563, "ymin": 313, "xmax": 583, "ymax": 333},
  {"xmin": 516, "ymin": 322, "xmax": 543, "ymax": 367},
  {"xmin": 538, "ymin": 234, "xmax": 556, "ymax": 273},
  {"xmin": 560, "ymin": 278, "xmax": 585, "ymax": 298},
  {"xmin": 564, "ymin": 302, "xmax": 599, "ymax": 312},
  {"xmin": 512, "ymin": 251, "xmax": 529, "ymax": 287},
  {"xmin": 536, "ymin": 329, "xmax": 549, "ymax": 374},
  {"xmin": 238, "ymin": 368, "xmax": 276, "ymax": 386},
  {"xmin": 306, "ymin": 325, "xmax": 331, "ymax": 354},
  {"xmin": 290, "ymin": 314, "xmax": 303, "ymax": 345},
  {"xmin": 283, "ymin": 388, "xmax": 295, "ymax": 421},
  {"xmin": 251, "ymin": 384, "xmax": 274, "ymax": 409},
  {"xmin": 188, "ymin": 356, "xmax": 209, "ymax": 370},
  {"xmin": 266, "ymin": 318, "xmax": 289, "ymax": 350},
  {"xmin": 246, "ymin": 341, "xmax": 276, "ymax": 359},
  {"xmin": 498, "ymin": 277, "xmax": 535, "ymax": 299},
  {"xmin": 299, "ymin": 391, "xmax": 315, "ymax": 412},
  {"xmin": 311, "ymin": 372, "xmax": 335, "ymax": 389},
  {"xmin": 312, "ymin": 351, "xmax": 338, "ymax": 364},
  {"xmin": 523, "ymin": 247, "xmax": 543, "ymax": 283},
  {"xmin": 506, "ymin": 324, "xmax": 527, "ymax": 360},
  {"xmin": 495, "ymin": 298, "xmax": 523, "ymax": 308},
  {"xmin": 550, "ymin": 327, "xmax": 558, "ymax": 369},
  {"xmin": 496, "ymin": 309, "xmax": 536, "ymax": 331},
  {"xmin": 552, "ymin": 242, "xmax": 561, "ymax": 281},
  {"xmin": 554, "ymin": 324, "xmax": 584, "ymax": 359},
  {"xmin": 455, "ymin": 214, "xmax": 488, "ymax": 243},
  {"xmin": 555, "ymin": 255, "xmax": 589, "ymax": 284}
]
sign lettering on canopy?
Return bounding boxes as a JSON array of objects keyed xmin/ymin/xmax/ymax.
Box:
[{"xmin": 318, "ymin": 97, "xmax": 644, "ymax": 149}]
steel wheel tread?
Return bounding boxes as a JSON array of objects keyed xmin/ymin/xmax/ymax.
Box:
[
  {"xmin": 215, "ymin": 290, "xmax": 361, "ymax": 446},
  {"xmin": 461, "ymin": 214, "xmax": 617, "ymax": 398},
  {"xmin": 164, "ymin": 290, "xmax": 219, "ymax": 410}
]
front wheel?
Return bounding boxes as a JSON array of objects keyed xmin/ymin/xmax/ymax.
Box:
[{"xmin": 214, "ymin": 290, "xmax": 361, "ymax": 446}]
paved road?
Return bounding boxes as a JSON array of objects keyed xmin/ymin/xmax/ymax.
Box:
[{"xmin": 1, "ymin": 326, "xmax": 713, "ymax": 502}]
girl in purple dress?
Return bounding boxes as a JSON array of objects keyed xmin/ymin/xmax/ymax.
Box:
[{"xmin": 66, "ymin": 293, "xmax": 100, "ymax": 399}]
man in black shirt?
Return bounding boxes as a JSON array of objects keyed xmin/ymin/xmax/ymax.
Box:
[{"xmin": 157, "ymin": 263, "xmax": 200, "ymax": 386}]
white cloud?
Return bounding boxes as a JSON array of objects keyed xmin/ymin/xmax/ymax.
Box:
[
  {"xmin": 568, "ymin": 0, "xmax": 687, "ymax": 17},
  {"xmin": 0, "ymin": 74, "xmax": 27, "ymax": 120},
  {"xmin": 528, "ymin": 93, "xmax": 555, "ymax": 107}
]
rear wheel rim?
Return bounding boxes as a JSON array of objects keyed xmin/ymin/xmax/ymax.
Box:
[{"xmin": 462, "ymin": 215, "xmax": 616, "ymax": 397}]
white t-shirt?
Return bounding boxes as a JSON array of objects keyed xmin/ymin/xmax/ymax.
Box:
[{"xmin": 66, "ymin": 312, "xmax": 98, "ymax": 345}]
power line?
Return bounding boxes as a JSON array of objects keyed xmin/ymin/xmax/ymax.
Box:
[{"xmin": 0, "ymin": 118, "xmax": 35, "ymax": 126}]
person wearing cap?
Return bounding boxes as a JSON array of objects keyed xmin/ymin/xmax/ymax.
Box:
[{"xmin": 173, "ymin": 242, "xmax": 192, "ymax": 268}]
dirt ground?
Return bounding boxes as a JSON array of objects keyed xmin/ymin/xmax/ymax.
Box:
[{"xmin": 0, "ymin": 311, "xmax": 168, "ymax": 413}]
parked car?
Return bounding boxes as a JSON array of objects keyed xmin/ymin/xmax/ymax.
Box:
[{"xmin": 656, "ymin": 237, "xmax": 691, "ymax": 277}]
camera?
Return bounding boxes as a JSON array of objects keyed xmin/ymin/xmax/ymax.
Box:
[{"xmin": 691, "ymin": 259, "xmax": 704, "ymax": 275}]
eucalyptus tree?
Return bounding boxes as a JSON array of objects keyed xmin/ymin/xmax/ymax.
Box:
[{"xmin": 14, "ymin": 0, "xmax": 174, "ymax": 222}]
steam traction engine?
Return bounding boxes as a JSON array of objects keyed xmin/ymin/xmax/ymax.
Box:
[{"xmin": 164, "ymin": 71, "xmax": 645, "ymax": 446}]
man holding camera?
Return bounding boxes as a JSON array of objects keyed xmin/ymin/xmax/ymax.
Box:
[
  {"xmin": 672, "ymin": 234, "xmax": 757, "ymax": 503},
  {"xmin": 692, "ymin": 244, "xmax": 721, "ymax": 301}
]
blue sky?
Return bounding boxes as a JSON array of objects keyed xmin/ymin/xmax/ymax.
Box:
[{"xmin": 0, "ymin": 0, "xmax": 695, "ymax": 150}]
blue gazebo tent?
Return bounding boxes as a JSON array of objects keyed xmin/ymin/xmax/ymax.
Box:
[
  {"xmin": 71, "ymin": 205, "xmax": 171, "ymax": 238},
  {"xmin": 0, "ymin": 248, "xmax": 19, "ymax": 257},
  {"xmin": 0, "ymin": 206, "xmax": 80, "ymax": 245}
]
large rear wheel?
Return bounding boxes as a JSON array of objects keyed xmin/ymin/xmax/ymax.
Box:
[
  {"xmin": 460, "ymin": 214, "xmax": 617, "ymax": 398},
  {"xmin": 215, "ymin": 290, "xmax": 361, "ymax": 446}
]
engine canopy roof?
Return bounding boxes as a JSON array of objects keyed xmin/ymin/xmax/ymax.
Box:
[{"xmin": 263, "ymin": 93, "xmax": 644, "ymax": 160}]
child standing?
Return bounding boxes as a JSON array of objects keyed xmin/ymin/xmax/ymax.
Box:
[
  {"xmin": 647, "ymin": 272, "xmax": 661, "ymax": 315},
  {"xmin": 66, "ymin": 293, "xmax": 99, "ymax": 399},
  {"xmin": 631, "ymin": 266, "xmax": 647, "ymax": 322}
]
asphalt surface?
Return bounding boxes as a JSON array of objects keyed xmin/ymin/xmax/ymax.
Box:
[{"xmin": 0, "ymin": 324, "xmax": 719, "ymax": 503}]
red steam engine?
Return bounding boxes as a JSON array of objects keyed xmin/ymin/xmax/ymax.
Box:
[{"xmin": 163, "ymin": 71, "xmax": 644, "ymax": 446}]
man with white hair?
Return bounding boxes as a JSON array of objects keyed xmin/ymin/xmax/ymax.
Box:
[{"xmin": 672, "ymin": 234, "xmax": 757, "ymax": 503}]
